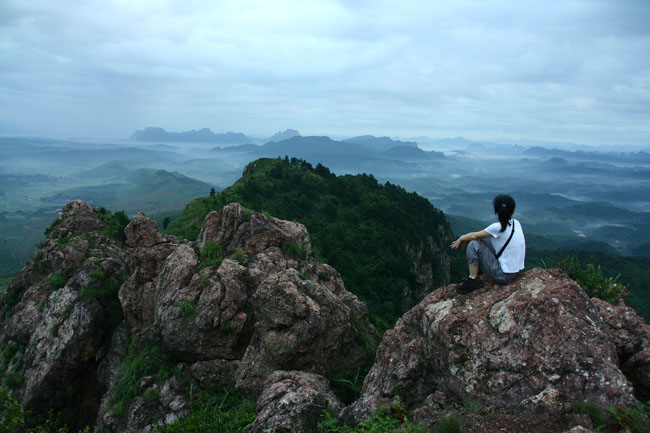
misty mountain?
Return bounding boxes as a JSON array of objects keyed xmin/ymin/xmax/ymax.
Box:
[
  {"xmin": 264, "ymin": 128, "xmax": 301, "ymax": 143},
  {"xmin": 130, "ymin": 127, "xmax": 253, "ymax": 144},
  {"xmin": 381, "ymin": 145, "xmax": 443, "ymax": 160},
  {"xmin": 343, "ymin": 135, "xmax": 418, "ymax": 151},
  {"xmin": 524, "ymin": 146, "xmax": 650, "ymax": 164}
]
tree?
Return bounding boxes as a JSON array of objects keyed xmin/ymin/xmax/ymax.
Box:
[
  {"xmin": 163, "ymin": 217, "xmax": 171, "ymax": 230},
  {"xmin": 209, "ymin": 188, "xmax": 216, "ymax": 198}
]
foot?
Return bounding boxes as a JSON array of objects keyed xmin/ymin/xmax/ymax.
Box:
[{"xmin": 457, "ymin": 277, "xmax": 483, "ymax": 294}]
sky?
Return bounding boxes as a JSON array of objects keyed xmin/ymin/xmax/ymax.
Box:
[{"xmin": 1, "ymin": 0, "xmax": 649, "ymax": 145}]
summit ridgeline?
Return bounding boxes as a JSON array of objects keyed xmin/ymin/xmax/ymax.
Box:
[{"xmin": 167, "ymin": 157, "xmax": 456, "ymax": 330}]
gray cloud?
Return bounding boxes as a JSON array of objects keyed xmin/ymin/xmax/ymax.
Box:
[{"xmin": 0, "ymin": 0, "xmax": 649, "ymax": 145}]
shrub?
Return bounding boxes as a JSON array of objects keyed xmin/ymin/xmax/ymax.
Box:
[
  {"xmin": 5, "ymin": 372, "xmax": 24, "ymax": 389},
  {"xmin": 97, "ymin": 209, "xmax": 130, "ymax": 241},
  {"xmin": 601, "ymin": 401, "xmax": 650, "ymax": 433},
  {"xmin": 561, "ymin": 257, "xmax": 627, "ymax": 304},
  {"xmin": 198, "ymin": 242, "xmax": 224, "ymax": 271},
  {"xmin": 1, "ymin": 284, "xmax": 23, "ymax": 319}
]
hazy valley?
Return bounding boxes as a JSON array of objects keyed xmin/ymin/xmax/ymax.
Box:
[{"xmin": 1, "ymin": 129, "xmax": 649, "ymax": 319}]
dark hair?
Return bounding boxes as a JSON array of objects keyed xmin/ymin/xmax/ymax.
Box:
[{"xmin": 493, "ymin": 194, "xmax": 515, "ymax": 232}]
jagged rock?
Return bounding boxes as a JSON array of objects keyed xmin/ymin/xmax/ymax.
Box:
[
  {"xmin": 196, "ymin": 202, "xmax": 311, "ymax": 255},
  {"xmin": 592, "ymin": 297, "xmax": 650, "ymax": 401},
  {"xmin": 242, "ymin": 370, "xmax": 343, "ymax": 433},
  {"xmin": 189, "ymin": 359, "xmax": 240, "ymax": 388},
  {"xmin": 344, "ymin": 268, "xmax": 638, "ymax": 423},
  {"xmin": 120, "ymin": 213, "xmax": 178, "ymax": 333},
  {"xmin": 0, "ymin": 201, "xmax": 129, "ymax": 429},
  {"xmin": 236, "ymin": 266, "xmax": 374, "ymax": 395},
  {"xmin": 125, "ymin": 213, "xmax": 167, "ymax": 248}
]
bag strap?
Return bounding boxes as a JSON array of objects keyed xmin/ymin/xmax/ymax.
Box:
[{"xmin": 495, "ymin": 221, "xmax": 515, "ymax": 259}]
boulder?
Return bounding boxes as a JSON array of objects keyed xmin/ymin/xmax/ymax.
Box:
[
  {"xmin": 242, "ymin": 371, "xmax": 343, "ymax": 433},
  {"xmin": 591, "ymin": 297, "xmax": 650, "ymax": 401},
  {"xmin": 344, "ymin": 268, "xmax": 638, "ymax": 423}
]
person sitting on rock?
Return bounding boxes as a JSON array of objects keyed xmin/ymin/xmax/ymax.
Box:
[{"xmin": 450, "ymin": 194, "xmax": 526, "ymax": 294}]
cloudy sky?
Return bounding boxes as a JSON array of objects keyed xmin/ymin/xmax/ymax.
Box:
[{"xmin": 1, "ymin": 0, "xmax": 649, "ymax": 145}]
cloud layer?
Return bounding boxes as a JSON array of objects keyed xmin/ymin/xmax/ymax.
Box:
[{"xmin": 1, "ymin": 0, "xmax": 649, "ymax": 144}]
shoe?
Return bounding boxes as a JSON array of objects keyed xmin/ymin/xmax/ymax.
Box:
[{"xmin": 457, "ymin": 277, "xmax": 483, "ymax": 294}]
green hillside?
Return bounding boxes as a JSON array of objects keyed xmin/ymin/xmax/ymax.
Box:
[
  {"xmin": 168, "ymin": 157, "xmax": 456, "ymax": 330},
  {"xmin": 41, "ymin": 169, "xmax": 213, "ymax": 214}
]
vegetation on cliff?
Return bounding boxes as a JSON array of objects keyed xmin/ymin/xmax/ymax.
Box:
[{"xmin": 167, "ymin": 157, "xmax": 456, "ymax": 330}]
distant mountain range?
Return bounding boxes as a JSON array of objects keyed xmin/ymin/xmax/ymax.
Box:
[{"xmin": 130, "ymin": 127, "xmax": 252, "ymax": 144}]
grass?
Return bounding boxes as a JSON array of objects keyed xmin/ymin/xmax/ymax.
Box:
[
  {"xmin": 178, "ymin": 299, "xmax": 197, "ymax": 319},
  {"xmin": 571, "ymin": 398, "xmax": 604, "ymax": 426},
  {"xmin": 462, "ymin": 397, "xmax": 484, "ymax": 414},
  {"xmin": 45, "ymin": 270, "xmax": 68, "ymax": 291},
  {"xmin": 434, "ymin": 413, "xmax": 462, "ymax": 433},
  {"xmin": 317, "ymin": 404, "xmax": 428, "ymax": 432},
  {"xmin": 230, "ymin": 250, "xmax": 247, "ymax": 264},
  {"xmin": 154, "ymin": 385, "xmax": 256, "ymax": 433},
  {"xmin": 108, "ymin": 345, "xmax": 177, "ymax": 417},
  {"xmin": 198, "ymin": 242, "xmax": 224, "ymax": 271},
  {"xmin": 281, "ymin": 242, "xmax": 308, "ymax": 260}
]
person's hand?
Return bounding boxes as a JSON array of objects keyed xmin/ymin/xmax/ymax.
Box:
[{"xmin": 450, "ymin": 238, "xmax": 464, "ymax": 249}]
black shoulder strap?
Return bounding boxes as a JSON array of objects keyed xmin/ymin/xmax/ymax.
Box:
[{"xmin": 495, "ymin": 221, "xmax": 515, "ymax": 259}]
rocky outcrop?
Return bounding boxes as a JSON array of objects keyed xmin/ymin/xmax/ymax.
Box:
[
  {"xmin": 0, "ymin": 200, "xmax": 376, "ymax": 433},
  {"xmin": 592, "ymin": 297, "xmax": 650, "ymax": 401},
  {"xmin": 243, "ymin": 370, "xmax": 343, "ymax": 433},
  {"xmin": 0, "ymin": 201, "xmax": 129, "ymax": 429},
  {"xmin": 345, "ymin": 268, "xmax": 643, "ymax": 424},
  {"xmin": 3, "ymin": 199, "xmax": 650, "ymax": 433}
]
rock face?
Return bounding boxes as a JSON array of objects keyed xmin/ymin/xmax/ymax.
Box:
[
  {"xmin": 345, "ymin": 268, "xmax": 647, "ymax": 424},
  {"xmin": 0, "ymin": 201, "xmax": 376, "ymax": 433},
  {"xmin": 243, "ymin": 370, "xmax": 343, "ymax": 433}
]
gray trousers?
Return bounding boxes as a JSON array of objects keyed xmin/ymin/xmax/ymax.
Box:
[{"xmin": 466, "ymin": 238, "xmax": 518, "ymax": 284}]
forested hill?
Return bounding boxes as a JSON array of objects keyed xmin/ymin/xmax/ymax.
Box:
[{"xmin": 167, "ymin": 157, "xmax": 459, "ymax": 330}]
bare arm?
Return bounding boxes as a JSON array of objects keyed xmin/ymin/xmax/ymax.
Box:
[{"xmin": 450, "ymin": 230, "xmax": 491, "ymax": 249}]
